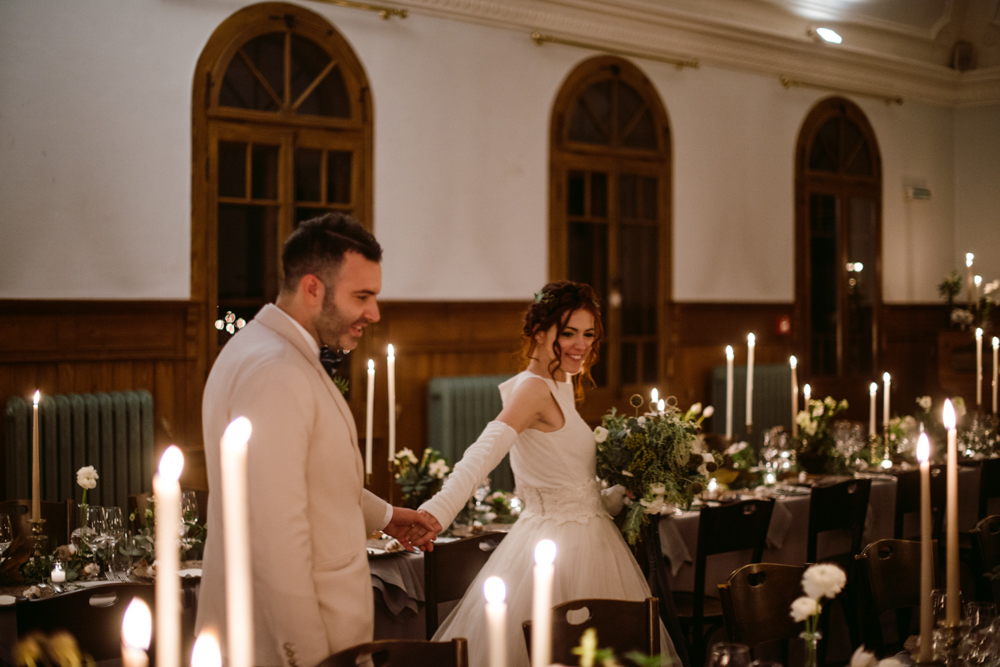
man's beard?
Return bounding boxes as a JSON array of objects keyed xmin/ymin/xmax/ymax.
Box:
[{"xmin": 315, "ymin": 295, "xmax": 357, "ymax": 351}]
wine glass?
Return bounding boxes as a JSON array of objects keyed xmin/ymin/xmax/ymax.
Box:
[
  {"xmin": 104, "ymin": 507, "xmax": 125, "ymax": 578},
  {"xmin": 706, "ymin": 642, "xmax": 751, "ymax": 667},
  {"xmin": 0, "ymin": 514, "xmax": 12, "ymax": 561},
  {"xmin": 82, "ymin": 506, "xmax": 109, "ymax": 556},
  {"xmin": 181, "ymin": 491, "xmax": 199, "ymax": 525}
]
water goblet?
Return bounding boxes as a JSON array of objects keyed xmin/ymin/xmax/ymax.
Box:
[
  {"xmin": 965, "ymin": 601, "xmax": 997, "ymax": 631},
  {"xmin": 104, "ymin": 507, "xmax": 125, "ymax": 578},
  {"xmin": 707, "ymin": 642, "xmax": 751, "ymax": 667}
]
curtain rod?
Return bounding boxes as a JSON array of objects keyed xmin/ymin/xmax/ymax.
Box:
[
  {"xmin": 531, "ymin": 32, "xmax": 699, "ymax": 70},
  {"xmin": 306, "ymin": 0, "xmax": 407, "ymax": 19},
  {"xmin": 780, "ymin": 76, "xmax": 903, "ymax": 105}
]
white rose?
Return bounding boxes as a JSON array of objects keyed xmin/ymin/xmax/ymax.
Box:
[
  {"xmin": 802, "ymin": 563, "xmax": 846, "ymax": 599},
  {"xmin": 639, "ymin": 496, "xmax": 672, "ymax": 515},
  {"xmin": 789, "ymin": 596, "xmax": 820, "ymax": 622},
  {"xmin": 916, "ymin": 396, "xmax": 932, "ymax": 411},
  {"xmin": 637, "ymin": 416, "xmax": 646, "ymax": 426},
  {"xmin": 76, "ymin": 466, "xmax": 99, "ymax": 490},
  {"xmin": 428, "ymin": 460, "xmax": 450, "ymax": 479},
  {"xmin": 805, "ymin": 421, "xmax": 818, "ymax": 437},
  {"xmin": 702, "ymin": 406, "xmax": 714, "ymax": 418},
  {"xmin": 796, "ymin": 412, "xmax": 811, "ymax": 429},
  {"xmin": 812, "ymin": 404, "xmax": 824, "ymax": 417},
  {"xmin": 593, "ymin": 426, "xmax": 609, "ymax": 444},
  {"xmin": 850, "ymin": 646, "xmax": 878, "ymax": 667}
]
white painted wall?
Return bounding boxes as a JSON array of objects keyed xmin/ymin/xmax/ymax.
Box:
[{"xmin": 0, "ymin": 0, "xmax": 991, "ymax": 303}]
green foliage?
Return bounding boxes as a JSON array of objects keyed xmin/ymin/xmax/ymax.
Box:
[
  {"xmin": 938, "ymin": 269, "xmax": 961, "ymax": 304},
  {"xmin": 393, "ymin": 448, "xmax": 450, "ymax": 510},
  {"xmin": 596, "ymin": 404, "xmax": 709, "ymax": 545},
  {"xmin": 794, "ymin": 397, "xmax": 850, "ymax": 474}
]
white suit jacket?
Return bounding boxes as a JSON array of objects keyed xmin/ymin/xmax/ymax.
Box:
[{"xmin": 196, "ymin": 304, "xmax": 389, "ymax": 667}]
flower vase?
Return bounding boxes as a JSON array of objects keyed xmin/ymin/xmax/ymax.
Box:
[
  {"xmin": 70, "ymin": 502, "xmax": 88, "ymax": 550},
  {"xmin": 799, "ymin": 630, "xmax": 821, "ymax": 667}
]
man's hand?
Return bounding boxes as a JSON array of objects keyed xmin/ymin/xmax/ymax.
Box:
[{"xmin": 383, "ymin": 506, "xmax": 440, "ymax": 552}]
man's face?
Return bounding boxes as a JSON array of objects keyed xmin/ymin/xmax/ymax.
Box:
[{"xmin": 314, "ymin": 251, "xmax": 381, "ymax": 351}]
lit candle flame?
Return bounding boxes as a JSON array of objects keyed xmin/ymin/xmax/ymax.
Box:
[
  {"xmin": 726, "ymin": 345, "xmax": 734, "ymax": 360},
  {"xmin": 657, "ymin": 399, "xmax": 665, "ymax": 412},
  {"xmin": 222, "ymin": 417, "xmax": 252, "ymax": 452},
  {"xmin": 803, "ymin": 384, "xmax": 811, "ymax": 400},
  {"xmin": 993, "ymin": 337, "xmax": 999, "ymax": 350},
  {"xmin": 534, "ymin": 539, "xmax": 556, "ymax": 565},
  {"xmin": 966, "ymin": 253, "xmax": 974, "ymax": 268},
  {"xmin": 484, "ymin": 576, "xmax": 506, "ymax": 603},
  {"xmin": 916, "ymin": 432, "xmax": 930, "ymax": 464},
  {"xmin": 122, "ymin": 598, "xmax": 152, "ymax": 650},
  {"xmin": 387, "ymin": 344, "xmax": 394, "ymax": 360},
  {"xmin": 943, "ymin": 399, "xmax": 956, "ymax": 431},
  {"xmin": 33, "ymin": 390, "xmax": 40, "ymax": 406},
  {"xmin": 976, "ymin": 327, "xmax": 983, "ymax": 341},
  {"xmin": 975, "ymin": 275, "xmax": 982, "ymax": 287},
  {"xmin": 651, "ymin": 388, "xmax": 658, "ymax": 404},
  {"xmin": 747, "ymin": 333, "xmax": 755, "ymax": 345},
  {"xmin": 191, "ymin": 632, "xmax": 222, "ymax": 667},
  {"xmin": 368, "ymin": 359, "xmax": 374, "ymax": 371},
  {"xmin": 883, "ymin": 371, "xmax": 891, "ymax": 383},
  {"xmin": 158, "ymin": 445, "xmax": 184, "ymax": 482},
  {"xmin": 790, "ymin": 356, "xmax": 797, "ymax": 369},
  {"xmin": 869, "ymin": 382, "xmax": 877, "ymax": 396}
]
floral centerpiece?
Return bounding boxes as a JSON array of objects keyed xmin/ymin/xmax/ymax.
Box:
[
  {"xmin": 939, "ymin": 269, "xmax": 997, "ymax": 331},
  {"xmin": 794, "ymin": 396, "xmax": 849, "ymax": 475},
  {"xmin": 392, "ymin": 447, "xmax": 450, "ymax": 510},
  {"xmin": 483, "ymin": 490, "xmax": 521, "ymax": 524},
  {"xmin": 595, "ymin": 398, "xmax": 713, "ymax": 545},
  {"xmin": 790, "ymin": 563, "xmax": 847, "ymax": 667}
]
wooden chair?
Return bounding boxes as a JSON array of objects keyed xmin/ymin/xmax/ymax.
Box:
[
  {"xmin": 894, "ymin": 465, "xmax": 945, "ymax": 540},
  {"xmin": 972, "ymin": 515, "xmax": 1000, "ymax": 604},
  {"xmin": 673, "ymin": 499, "xmax": 775, "ymax": 666},
  {"xmin": 0, "ymin": 499, "xmax": 74, "ymax": 549},
  {"xmin": 423, "ymin": 532, "xmax": 506, "ymax": 639},
  {"xmin": 719, "ymin": 563, "xmax": 805, "ymax": 663},
  {"xmin": 321, "ymin": 638, "xmax": 468, "ymax": 667},
  {"xmin": 15, "ymin": 583, "xmax": 156, "ymax": 661},
  {"xmin": 522, "ymin": 597, "xmax": 660, "ymax": 666},
  {"xmin": 976, "ymin": 458, "xmax": 1000, "ymax": 521},
  {"xmin": 855, "ymin": 539, "xmax": 934, "ymax": 657}
]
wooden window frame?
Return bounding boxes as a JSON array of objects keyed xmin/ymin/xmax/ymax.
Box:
[
  {"xmin": 549, "ymin": 56, "xmax": 672, "ymax": 415},
  {"xmin": 794, "ymin": 96, "xmax": 883, "ymax": 383},
  {"xmin": 191, "ymin": 2, "xmax": 373, "ymax": 366}
]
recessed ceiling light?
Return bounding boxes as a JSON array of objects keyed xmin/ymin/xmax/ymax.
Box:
[{"xmin": 815, "ymin": 27, "xmax": 842, "ymax": 44}]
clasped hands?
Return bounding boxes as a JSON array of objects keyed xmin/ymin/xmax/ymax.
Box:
[{"xmin": 382, "ymin": 507, "xmax": 443, "ymax": 552}]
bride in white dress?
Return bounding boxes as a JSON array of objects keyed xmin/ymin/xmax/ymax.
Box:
[{"xmin": 416, "ymin": 281, "xmax": 678, "ymax": 667}]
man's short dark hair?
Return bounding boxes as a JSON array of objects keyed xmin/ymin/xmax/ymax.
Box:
[{"xmin": 281, "ymin": 213, "xmax": 382, "ymax": 291}]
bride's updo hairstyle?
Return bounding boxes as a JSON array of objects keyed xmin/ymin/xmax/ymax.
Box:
[{"xmin": 522, "ymin": 281, "xmax": 603, "ymax": 396}]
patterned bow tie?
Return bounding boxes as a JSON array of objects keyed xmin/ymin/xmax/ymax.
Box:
[{"xmin": 319, "ymin": 346, "xmax": 346, "ymax": 379}]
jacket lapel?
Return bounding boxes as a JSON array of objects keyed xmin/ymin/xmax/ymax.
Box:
[{"xmin": 254, "ymin": 305, "xmax": 360, "ymax": 453}]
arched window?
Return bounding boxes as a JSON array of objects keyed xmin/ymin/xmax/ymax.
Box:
[
  {"xmin": 550, "ymin": 56, "xmax": 671, "ymax": 411},
  {"xmin": 192, "ymin": 2, "xmax": 372, "ymax": 358},
  {"xmin": 795, "ymin": 97, "xmax": 882, "ymax": 382}
]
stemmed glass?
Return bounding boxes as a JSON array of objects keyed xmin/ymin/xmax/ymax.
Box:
[
  {"xmin": 180, "ymin": 491, "xmax": 199, "ymax": 550},
  {"xmin": 82, "ymin": 506, "xmax": 110, "ymax": 562},
  {"xmin": 706, "ymin": 642, "xmax": 751, "ymax": 667},
  {"xmin": 104, "ymin": 507, "xmax": 126, "ymax": 579},
  {"xmin": 0, "ymin": 514, "xmax": 12, "ymax": 561}
]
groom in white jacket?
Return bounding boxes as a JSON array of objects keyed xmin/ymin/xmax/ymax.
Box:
[{"xmin": 197, "ymin": 214, "xmax": 438, "ymax": 667}]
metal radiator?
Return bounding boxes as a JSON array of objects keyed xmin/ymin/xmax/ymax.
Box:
[
  {"xmin": 4, "ymin": 391, "xmax": 155, "ymax": 512},
  {"xmin": 427, "ymin": 375, "xmax": 515, "ymax": 492},
  {"xmin": 710, "ymin": 363, "xmax": 793, "ymax": 446}
]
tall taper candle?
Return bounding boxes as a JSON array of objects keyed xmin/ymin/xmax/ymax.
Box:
[
  {"xmin": 365, "ymin": 359, "xmax": 375, "ymax": 475},
  {"xmin": 966, "ymin": 253, "xmax": 975, "ymax": 307},
  {"xmin": 387, "ymin": 344, "xmax": 396, "ymax": 462},
  {"xmin": 122, "ymin": 598, "xmax": 152, "ymax": 667},
  {"xmin": 531, "ymin": 539, "xmax": 556, "ymax": 667},
  {"xmin": 993, "ymin": 337, "xmax": 998, "ymax": 414},
  {"xmin": 790, "ymin": 356, "xmax": 799, "ymax": 437},
  {"xmin": 943, "ymin": 399, "xmax": 959, "ymax": 625},
  {"xmin": 31, "ymin": 391, "xmax": 40, "ymax": 522},
  {"xmin": 976, "ymin": 328, "xmax": 983, "ymax": 408},
  {"xmin": 917, "ymin": 433, "xmax": 933, "ymax": 662},
  {"xmin": 882, "ymin": 372, "xmax": 891, "ymax": 429},
  {"xmin": 868, "ymin": 382, "xmax": 877, "ymax": 437},
  {"xmin": 221, "ymin": 417, "xmax": 254, "ymax": 667},
  {"xmin": 725, "ymin": 346, "xmax": 734, "ymax": 440},
  {"xmin": 746, "ymin": 334, "xmax": 756, "ymax": 431},
  {"xmin": 154, "ymin": 446, "xmax": 184, "ymax": 667},
  {"xmin": 484, "ymin": 576, "xmax": 507, "ymax": 667}
]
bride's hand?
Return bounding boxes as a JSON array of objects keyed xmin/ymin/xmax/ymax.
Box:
[{"xmin": 404, "ymin": 509, "xmax": 442, "ymax": 545}]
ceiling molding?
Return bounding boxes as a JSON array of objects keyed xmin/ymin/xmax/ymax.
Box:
[{"xmin": 379, "ymin": 0, "xmax": 1000, "ymax": 106}]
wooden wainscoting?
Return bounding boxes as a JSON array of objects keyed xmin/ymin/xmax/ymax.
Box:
[
  {"xmin": 0, "ymin": 298, "xmax": 960, "ymax": 503},
  {"xmin": 0, "ymin": 300, "xmax": 209, "ymax": 493}
]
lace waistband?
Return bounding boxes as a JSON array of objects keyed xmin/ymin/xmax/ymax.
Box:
[{"xmin": 516, "ymin": 479, "xmax": 609, "ymax": 525}]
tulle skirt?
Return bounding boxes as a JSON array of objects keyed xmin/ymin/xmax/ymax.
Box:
[{"xmin": 432, "ymin": 513, "xmax": 676, "ymax": 667}]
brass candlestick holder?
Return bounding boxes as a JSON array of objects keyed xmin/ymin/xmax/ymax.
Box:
[{"xmin": 28, "ymin": 518, "xmax": 47, "ymax": 559}]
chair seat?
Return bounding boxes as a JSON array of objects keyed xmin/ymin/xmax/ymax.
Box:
[{"xmin": 672, "ymin": 591, "xmax": 724, "ymax": 620}]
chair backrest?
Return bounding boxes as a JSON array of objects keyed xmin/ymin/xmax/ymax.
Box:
[
  {"xmin": 15, "ymin": 583, "xmax": 156, "ymax": 661},
  {"xmin": 855, "ymin": 538, "xmax": 930, "ymax": 655},
  {"xmin": 894, "ymin": 465, "xmax": 946, "ymax": 540},
  {"xmin": 424, "ymin": 532, "xmax": 506, "ymax": 639},
  {"xmin": 522, "ymin": 597, "xmax": 660, "ymax": 665},
  {"xmin": 719, "ymin": 562, "xmax": 805, "ymax": 649},
  {"xmin": 321, "ymin": 638, "xmax": 468, "ymax": 667},
  {"xmin": 807, "ymin": 478, "xmax": 872, "ymax": 563},
  {"xmin": 972, "ymin": 515, "xmax": 1000, "ymax": 574},
  {"xmin": 979, "ymin": 458, "xmax": 1000, "ymax": 520},
  {"xmin": 0, "ymin": 499, "xmax": 74, "ymax": 548}
]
